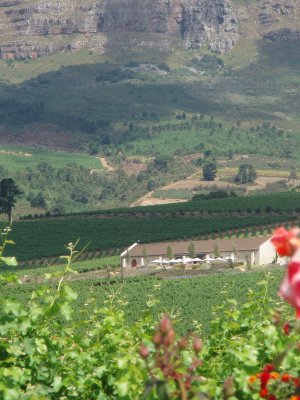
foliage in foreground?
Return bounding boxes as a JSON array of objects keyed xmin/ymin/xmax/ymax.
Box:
[{"xmin": 2, "ymin": 227, "xmax": 300, "ymax": 399}]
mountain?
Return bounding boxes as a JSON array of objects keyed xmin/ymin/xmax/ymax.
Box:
[
  {"xmin": 0, "ymin": 0, "xmax": 300, "ymax": 215},
  {"xmin": 0, "ymin": 0, "xmax": 299, "ymax": 153},
  {"xmin": 0, "ymin": 0, "xmax": 240, "ymax": 59},
  {"xmin": 0, "ymin": 0, "xmax": 297, "ymax": 60}
]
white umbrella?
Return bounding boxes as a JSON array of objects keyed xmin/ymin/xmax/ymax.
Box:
[
  {"xmin": 192, "ymin": 257, "xmax": 202, "ymax": 262},
  {"xmin": 169, "ymin": 259, "xmax": 177, "ymax": 263},
  {"xmin": 184, "ymin": 257, "xmax": 193, "ymax": 263},
  {"xmin": 205, "ymin": 257, "xmax": 215, "ymax": 262},
  {"xmin": 175, "ymin": 258, "xmax": 183, "ymax": 263},
  {"xmin": 161, "ymin": 259, "xmax": 170, "ymax": 264},
  {"xmin": 215, "ymin": 257, "xmax": 225, "ymax": 262},
  {"xmin": 152, "ymin": 259, "xmax": 162, "ymax": 264}
]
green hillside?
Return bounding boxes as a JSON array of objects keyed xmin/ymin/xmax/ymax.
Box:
[
  {"xmin": 0, "ymin": 1, "xmax": 300, "ymax": 217},
  {"xmin": 5, "ymin": 213, "xmax": 294, "ymax": 261}
]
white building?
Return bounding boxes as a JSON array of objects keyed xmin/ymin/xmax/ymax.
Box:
[{"xmin": 120, "ymin": 236, "xmax": 284, "ymax": 268}]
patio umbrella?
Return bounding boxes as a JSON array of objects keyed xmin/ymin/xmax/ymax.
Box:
[
  {"xmin": 161, "ymin": 259, "xmax": 170, "ymax": 264},
  {"xmin": 205, "ymin": 257, "xmax": 215, "ymax": 262},
  {"xmin": 192, "ymin": 257, "xmax": 202, "ymax": 262},
  {"xmin": 152, "ymin": 259, "xmax": 162, "ymax": 264}
]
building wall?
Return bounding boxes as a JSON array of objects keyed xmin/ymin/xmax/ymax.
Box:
[
  {"xmin": 257, "ymin": 239, "xmax": 276, "ymax": 265},
  {"xmin": 121, "ymin": 240, "xmax": 282, "ymax": 268}
]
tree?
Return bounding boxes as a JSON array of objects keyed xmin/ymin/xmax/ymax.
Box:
[
  {"xmin": 166, "ymin": 245, "xmax": 174, "ymax": 260},
  {"xmin": 202, "ymin": 162, "xmax": 217, "ymax": 181},
  {"xmin": 234, "ymin": 164, "xmax": 257, "ymax": 184},
  {"xmin": 289, "ymin": 167, "xmax": 297, "ymax": 184},
  {"xmin": 142, "ymin": 247, "xmax": 148, "ymax": 262},
  {"xmin": 28, "ymin": 191, "xmax": 46, "ymax": 208},
  {"xmin": 213, "ymin": 243, "xmax": 220, "ymax": 258},
  {"xmin": 0, "ymin": 178, "xmax": 23, "ymax": 222},
  {"xmin": 188, "ymin": 242, "xmax": 196, "ymax": 258}
]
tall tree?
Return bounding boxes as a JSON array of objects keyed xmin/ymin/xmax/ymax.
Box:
[
  {"xmin": 234, "ymin": 164, "xmax": 257, "ymax": 184},
  {"xmin": 188, "ymin": 242, "xmax": 196, "ymax": 258},
  {"xmin": 0, "ymin": 178, "xmax": 23, "ymax": 222},
  {"xmin": 166, "ymin": 245, "xmax": 174, "ymax": 260},
  {"xmin": 202, "ymin": 162, "xmax": 217, "ymax": 181}
]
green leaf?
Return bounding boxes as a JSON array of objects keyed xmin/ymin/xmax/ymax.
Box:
[
  {"xmin": 60, "ymin": 302, "xmax": 73, "ymax": 321},
  {"xmin": 63, "ymin": 285, "xmax": 78, "ymax": 301},
  {"xmin": 1, "ymin": 257, "xmax": 18, "ymax": 266},
  {"xmin": 116, "ymin": 377, "xmax": 130, "ymax": 397},
  {"xmin": 52, "ymin": 376, "xmax": 62, "ymax": 392}
]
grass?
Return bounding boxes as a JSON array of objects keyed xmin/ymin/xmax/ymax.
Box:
[
  {"xmin": 0, "ymin": 256, "xmax": 120, "ymax": 278},
  {"xmin": 218, "ymin": 167, "xmax": 291, "ymax": 178},
  {"xmin": 0, "ymin": 145, "xmax": 101, "ymax": 171},
  {"xmin": 152, "ymin": 189, "xmax": 194, "ymax": 200}
]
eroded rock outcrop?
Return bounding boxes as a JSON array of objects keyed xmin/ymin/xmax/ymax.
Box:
[
  {"xmin": 0, "ymin": 0, "xmax": 298, "ymax": 60},
  {"xmin": 0, "ymin": 0, "xmax": 239, "ymax": 59}
]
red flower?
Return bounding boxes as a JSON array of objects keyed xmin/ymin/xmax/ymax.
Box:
[
  {"xmin": 293, "ymin": 378, "xmax": 300, "ymax": 387},
  {"xmin": 268, "ymin": 395, "xmax": 277, "ymax": 400},
  {"xmin": 271, "ymin": 227, "xmax": 300, "ymax": 257},
  {"xmin": 279, "ymin": 261, "xmax": 300, "ymax": 319},
  {"xmin": 260, "ymin": 372, "xmax": 271, "ymax": 389},
  {"xmin": 263, "ymin": 364, "xmax": 274, "ymax": 373},
  {"xmin": 282, "ymin": 373, "xmax": 292, "ymax": 382},
  {"xmin": 260, "ymin": 387, "xmax": 269, "ymax": 398},
  {"xmin": 283, "ymin": 322, "xmax": 292, "ymax": 335}
]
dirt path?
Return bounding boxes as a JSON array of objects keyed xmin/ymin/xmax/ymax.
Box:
[
  {"xmin": 130, "ymin": 191, "xmax": 154, "ymax": 207},
  {"xmin": 97, "ymin": 157, "xmax": 114, "ymax": 171}
]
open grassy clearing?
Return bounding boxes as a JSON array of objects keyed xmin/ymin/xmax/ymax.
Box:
[
  {"xmin": 0, "ymin": 145, "xmax": 102, "ymax": 171},
  {"xmin": 132, "ymin": 166, "xmax": 296, "ymax": 205}
]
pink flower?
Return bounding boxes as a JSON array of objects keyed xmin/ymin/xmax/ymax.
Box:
[
  {"xmin": 271, "ymin": 228, "xmax": 300, "ymax": 257},
  {"xmin": 279, "ymin": 261, "xmax": 300, "ymax": 319}
]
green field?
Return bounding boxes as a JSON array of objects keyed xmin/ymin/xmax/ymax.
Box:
[
  {"xmin": 0, "ymin": 256, "xmax": 119, "ymax": 278},
  {"xmin": 7, "ymin": 213, "xmax": 294, "ymax": 260},
  {"xmin": 0, "ymin": 145, "xmax": 101, "ymax": 171},
  {"xmin": 2, "ymin": 269, "xmax": 285, "ymax": 336},
  {"xmin": 42, "ymin": 191, "xmax": 300, "ymax": 218}
]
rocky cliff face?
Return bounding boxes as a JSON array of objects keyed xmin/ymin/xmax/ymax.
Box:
[
  {"xmin": 0, "ymin": 0, "xmax": 239, "ymax": 59},
  {"xmin": 0, "ymin": 0, "xmax": 298, "ymax": 60}
]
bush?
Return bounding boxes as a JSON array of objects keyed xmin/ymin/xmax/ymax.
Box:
[{"xmin": 2, "ymin": 227, "xmax": 300, "ymax": 399}]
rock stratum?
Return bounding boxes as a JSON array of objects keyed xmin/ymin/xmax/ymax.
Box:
[{"xmin": 0, "ymin": 0, "xmax": 298, "ymax": 59}]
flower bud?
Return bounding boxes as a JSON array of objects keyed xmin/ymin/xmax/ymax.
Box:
[
  {"xmin": 283, "ymin": 322, "xmax": 292, "ymax": 335},
  {"xmin": 153, "ymin": 332, "xmax": 163, "ymax": 346},
  {"xmin": 178, "ymin": 337, "xmax": 188, "ymax": 350},
  {"xmin": 222, "ymin": 376, "xmax": 235, "ymax": 399},
  {"xmin": 193, "ymin": 338, "xmax": 202, "ymax": 353},
  {"xmin": 164, "ymin": 329, "xmax": 175, "ymax": 346},
  {"xmin": 159, "ymin": 316, "xmax": 171, "ymax": 334},
  {"xmin": 140, "ymin": 344, "xmax": 150, "ymax": 359}
]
